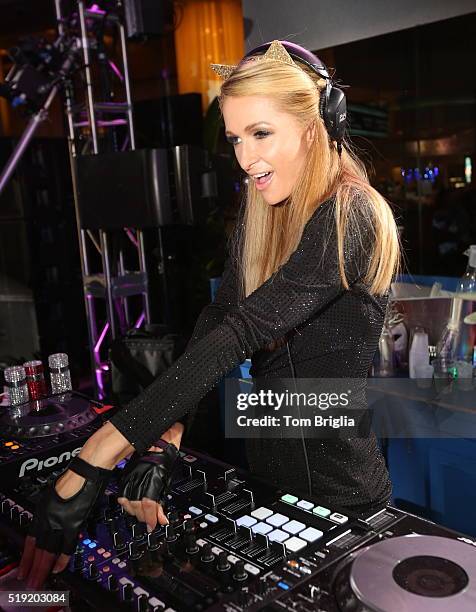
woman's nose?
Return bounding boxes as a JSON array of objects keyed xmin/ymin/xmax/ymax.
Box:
[{"xmin": 237, "ymin": 139, "xmax": 258, "ymax": 173}]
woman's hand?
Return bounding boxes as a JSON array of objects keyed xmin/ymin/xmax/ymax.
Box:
[
  {"xmin": 117, "ymin": 422, "xmax": 184, "ymax": 532},
  {"xmin": 18, "ymin": 422, "xmax": 133, "ymax": 588}
]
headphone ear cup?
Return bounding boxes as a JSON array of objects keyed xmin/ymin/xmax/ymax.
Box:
[{"xmin": 322, "ymin": 86, "xmax": 347, "ymax": 143}]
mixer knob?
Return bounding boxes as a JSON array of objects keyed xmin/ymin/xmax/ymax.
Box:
[
  {"xmin": 137, "ymin": 593, "xmax": 149, "ymax": 611},
  {"xmin": 183, "ymin": 518, "xmax": 194, "ymax": 533},
  {"xmin": 113, "ymin": 531, "xmax": 127, "ymax": 551},
  {"xmin": 10, "ymin": 506, "xmax": 20, "ymax": 523},
  {"xmin": 129, "ymin": 540, "xmax": 143, "ymax": 561},
  {"xmin": 256, "ymin": 577, "xmax": 267, "ymax": 595},
  {"xmin": 19, "ymin": 512, "xmax": 30, "ymax": 528},
  {"xmin": 237, "ymin": 588, "xmax": 249, "ymax": 607},
  {"xmin": 1, "ymin": 499, "xmax": 11, "ymax": 515},
  {"xmin": 309, "ymin": 585, "xmax": 321, "ymax": 600},
  {"xmin": 217, "ymin": 551, "xmax": 231, "ymax": 572},
  {"xmin": 122, "ymin": 583, "xmax": 134, "ymax": 602},
  {"xmin": 126, "ymin": 515, "xmax": 136, "ymax": 529},
  {"xmin": 147, "ymin": 529, "xmax": 161, "ymax": 551},
  {"xmin": 186, "ymin": 533, "xmax": 199, "ymax": 555},
  {"xmin": 73, "ymin": 551, "xmax": 83, "ymax": 571},
  {"xmin": 87, "ymin": 562, "xmax": 99, "ymax": 580},
  {"xmin": 168, "ymin": 510, "xmax": 179, "ymax": 524},
  {"xmin": 132, "ymin": 522, "xmax": 146, "ymax": 540},
  {"xmin": 165, "ymin": 524, "xmax": 178, "ymax": 543},
  {"xmin": 201, "ymin": 543, "xmax": 214, "ymax": 563},
  {"xmin": 233, "ymin": 560, "xmax": 248, "ymax": 582},
  {"xmin": 107, "ymin": 574, "xmax": 119, "ymax": 591}
]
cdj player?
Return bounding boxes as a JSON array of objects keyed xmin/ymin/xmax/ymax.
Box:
[{"xmin": 0, "ymin": 395, "xmax": 476, "ymax": 611}]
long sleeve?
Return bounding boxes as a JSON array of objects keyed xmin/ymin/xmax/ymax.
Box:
[{"xmin": 110, "ymin": 198, "xmax": 371, "ymax": 453}]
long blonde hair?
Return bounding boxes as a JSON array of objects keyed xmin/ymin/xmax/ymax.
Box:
[{"xmin": 219, "ymin": 59, "xmax": 400, "ymax": 298}]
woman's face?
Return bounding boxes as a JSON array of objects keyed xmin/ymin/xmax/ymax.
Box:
[{"xmin": 222, "ymin": 95, "xmax": 311, "ymax": 206}]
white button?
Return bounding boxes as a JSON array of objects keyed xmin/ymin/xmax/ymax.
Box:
[
  {"xmin": 149, "ymin": 597, "xmax": 165, "ymax": 608},
  {"xmin": 204, "ymin": 514, "xmax": 218, "ymax": 523},
  {"xmin": 199, "ymin": 522, "xmax": 208, "ymax": 529},
  {"xmin": 282, "ymin": 520, "xmax": 306, "ymax": 535},
  {"xmin": 313, "ymin": 505, "xmax": 331, "ymax": 517},
  {"xmin": 284, "ymin": 536, "xmax": 307, "ymax": 552},
  {"xmin": 134, "ymin": 587, "xmax": 149, "ymax": 597},
  {"xmin": 212, "ymin": 546, "xmax": 223, "ymax": 556},
  {"xmin": 119, "ymin": 577, "xmax": 134, "ymax": 586},
  {"xmin": 236, "ymin": 515, "xmax": 257, "ymax": 528},
  {"xmin": 268, "ymin": 529, "xmax": 289, "ymax": 543},
  {"xmin": 330, "ymin": 512, "xmax": 348, "ymax": 524},
  {"xmin": 118, "ymin": 562, "xmax": 127, "ymax": 568},
  {"xmin": 183, "ymin": 514, "xmax": 192, "ymax": 520},
  {"xmin": 251, "ymin": 522, "xmax": 273, "ymax": 535},
  {"xmin": 251, "ymin": 507, "xmax": 273, "ymax": 520},
  {"xmin": 188, "ymin": 506, "xmax": 202, "ymax": 515},
  {"xmin": 111, "ymin": 558, "xmax": 120, "ymax": 564},
  {"xmin": 244, "ymin": 563, "xmax": 260, "ymax": 576},
  {"xmin": 266, "ymin": 513, "xmax": 289, "ymax": 527},
  {"xmin": 227, "ymin": 554, "xmax": 239, "ymax": 564},
  {"xmin": 299, "ymin": 527, "xmax": 323, "ymax": 543},
  {"xmin": 196, "ymin": 538, "xmax": 207, "ymax": 547},
  {"xmin": 297, "ymin": 500, "xmax": 314, "ymax": 511},
  {"xmin": 183, "ymin": 455, "xmax": 197, "ymax": 462}
]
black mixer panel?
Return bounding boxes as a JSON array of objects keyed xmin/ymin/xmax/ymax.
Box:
[{"xmin": 1, "ymin": 396, "xmax": 476, "ymax": 611}]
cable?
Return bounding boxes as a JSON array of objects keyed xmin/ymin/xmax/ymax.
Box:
[{"xmin": 286, "ymin": 339, "xmax": 313, "ymax": 497}]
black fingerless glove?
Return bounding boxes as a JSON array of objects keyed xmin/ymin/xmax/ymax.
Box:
[
  {"xmin": 30, "ymin": 457, "xmax": 112, "ymax": 555},
  {"xmin": 119, "ymin": 442, "xmax": 179, "ymax": 503}
]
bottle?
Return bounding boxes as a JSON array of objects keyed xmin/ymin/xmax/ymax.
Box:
[
  {"xmin": 23, "ymin": 360, "xmax": 48, "ymax": 400},
  {"xmin": 409, "ymin": 326, "xmax": 429, "ymax": 379},
  {"xmin": 48, "ymin": 353, "xmax": 72, "ymax": 394},
  {"xmin": 4, "ymin": 366, "xmax": 29, "ymax": 406},
  {"xmin": 455, "ymin": 245, "xmax": 476, "ymax": 365}
]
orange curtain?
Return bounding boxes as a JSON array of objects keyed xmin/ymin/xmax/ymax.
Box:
[{"xmin": 174, "ymin": 0, "xmax": 244, "ymax": 112}]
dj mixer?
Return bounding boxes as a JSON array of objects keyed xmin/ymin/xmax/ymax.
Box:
[{"xmin": 0, "ymin": 394, "xmax": 476, "ymax": 611}]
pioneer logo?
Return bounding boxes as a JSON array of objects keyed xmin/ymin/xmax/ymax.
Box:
[{"xmin": 19, "ymin": 447, "xmax": 82, "ymax": 478}]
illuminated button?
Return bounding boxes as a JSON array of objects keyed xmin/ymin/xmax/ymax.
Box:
[
  {"xmin": 297, "ymin": 500, "xmax": 314, "ymax": 511},
  {"xmin": 251, "ymin": 507, "xmax": 273, "ymax": 520},
  {"xmin": 10, "ymin": 445, "xmax": 19, "ymax": 450},
  {"xmin": 199, "ymin": 522, "xmax": 208, "ymax": 529},
  {"xmin": 251, "ymin": 522, "xmax": 273, "ymax": 535},
  {"xmin": 236, "ymin": 515, "xmax": 257, "ymax": 528},
  {"xmin": 227, "ymin": 554, "xmax": 239, "ymax": 564},
  {"xmin": 82, "ymin": 539, "xmax": 91, "ymax": 545},
  {"xmin": 277, "ymin": 581, "xmax": 290, "ymax": 590},
  {"xmin": 211, "ymin": 546, "xmax": 223, "ymax": 556},
  {"xmin": 196, "ymin": 539, "xmax": 207, "ymax": 547},
  {"xmin": 88, "ymin": 542, "xmax": 97, "ymax": 548},
  {"xmin": 287, "ymin": 560, "xmax": 299, "ymax": 568},
  {"xmin": 266, "ymin": 513, "xmax": 289, "ymax": 528},
  {"xmin": 204, "ymin": 514, "xmax": 218, "ymax": 523},
  {"xmin": 188, "ymin": 506, "xmax": 202, "ymax": 515},
  {"xmin": 313, "ymin": 505, "xmax": 331, "ymax": 518},
  {"xmin": 281, "ymin": 494, "xmax": 298, "ymax": 504},
  {"xmin": 118, "ymin": 562, "xmax": 127, "ymax": 568},
  {"xmin": 282, "ymin": 520, "xmax": 306, "ymax": 535},
  {"xmin": 119, "ymin": 577, "xmax": 133, "ymax": 586},
  {"xmin": 149, "ymin": 597, "xmax": 165, "ymax": 608},
  {"xmin": 330, "ymin": 512, "xmax": 348, "ymax": 524},
  {"xmin": 134, "ymin": 586, "xmax": 149, "ymax": 597},
  {"xmin": 299, "ymin": 527, "xmax": 323, "ymax": 543},
  {"xmin": 268, "ymin": 529, "xmax": 289, "ymax": 543},
  {"xmin": 284, "ymin": 537, "xmax": 306, "ymax": 553},
  {"xmin": 183, "ymin": 455, "xmax": 197, "ymax": 463},
  {"xmin": 87, "ymin": 555, "xmax": 95, "ymax": 562},
  {"xmin": 97, "ymin": 548, "xmax": 105, "ymax": 554},
  {"xmin": 4, "ymin": 442, "xmax": 13, "ymax": 447},
  {"xmin": 102, "ymin": 565, "xmax": 110, "ymax": 572},
  {"xmin": 244, "ymin": 563, "xmax": 260, "ymax": 576},
  {"xmin": 183, "ymin": 514, "xmax": 192, "ymax": 520},
  {"xmin": 111, "ymin": 558, "xmax": 120, "ymax": 564},
  {"xmin": 103, "ymin": 552, "xmax": 111, "ymax": 559}
]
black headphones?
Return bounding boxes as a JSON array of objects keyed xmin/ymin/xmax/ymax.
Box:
[{"xmin": 243, "ymin": 41, "xmax": 347, "ymax": 145}]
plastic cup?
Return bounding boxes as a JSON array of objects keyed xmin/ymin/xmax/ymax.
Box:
[{"xmin": 415, "ymin": 364, "xmax": 434, "ymax": 388}]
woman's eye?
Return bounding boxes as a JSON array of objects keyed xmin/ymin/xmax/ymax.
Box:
[
  {"xmin": 226, "ymin": 136, "xmax": 241, "ymax": 146},
  {"xmin": 254, "ymin": 130, "xmax": 271, "ymax": 139}
]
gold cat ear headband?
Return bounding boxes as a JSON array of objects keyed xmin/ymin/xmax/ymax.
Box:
[{"xmin": 210, "ymin": 40, "xmax": 297, "ymax": 80}]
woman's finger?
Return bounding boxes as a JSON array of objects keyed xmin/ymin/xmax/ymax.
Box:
[
  {"xmin": 26, "ymin": 548, "xmax": 56, "ymax": 590},
  {"xmin": 130, "ymin": 500, "xmax": 146, "ymax": 523},
  {"xmin": 141, "ymin": 498, "xmax": 159, "ymax": 532},
  {"xmin": 52, "ymin": 553, "xmax": 71, "ymax": 574},
  {"xmin": 117, "ymin": 497, "xmax": 135, "ymax": 516},
  {"xmin": 17, "ymin": 535, "xmax": 36, "ymax": 580},
  {"xmin": 157, "ymin": 503, "xmax": 169, "ymax": 526}
]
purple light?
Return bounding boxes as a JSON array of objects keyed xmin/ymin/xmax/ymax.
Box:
[
  {"xmin": 134, "ymin": 311, "xmax": 145, "ymax": 329},
  {"xmin": 124, "ymin": 228, "xmax": 138, "ymax": 247},
  {"xmin": 89, "ymin": 4, "xmax": 106, "ymax": 15},
  {"xmin": 94, "ymin": 322, "xmax": 109, "ymax": 355},
  {"xmin": 108, "ymin": 60, "xmax": 124, "ymax": 82}
]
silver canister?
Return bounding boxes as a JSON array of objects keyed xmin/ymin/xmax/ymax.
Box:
[
  {"xmin": 48, "ymin": 353, "xmax": 72, "ymax": 394},
  {"xmin": 4, "ymin": 365, "xmax": 29, "ymax": 406}
]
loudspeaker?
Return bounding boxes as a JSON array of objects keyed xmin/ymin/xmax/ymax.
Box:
[{"xmin": 124, "ymin": 0, "xmax": 174, "ymax": 38}]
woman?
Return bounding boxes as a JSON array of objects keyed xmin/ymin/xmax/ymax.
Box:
[{"xmin": 19, "ymin": 40, "xmax": 400, "ymax": 587}]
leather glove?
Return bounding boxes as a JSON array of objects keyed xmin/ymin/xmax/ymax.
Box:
[
  {"xmin": 29, "ymin": 456, "xmax": 112, "ymax": 555},
  {"xmin": 119, "ymin": 442, "xmax": 179, "ymax": 504}
]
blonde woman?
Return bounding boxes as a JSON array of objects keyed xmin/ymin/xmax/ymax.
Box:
[{"xmin": 20, "ymin": 41, "xmax": 400, "ymax": 586}]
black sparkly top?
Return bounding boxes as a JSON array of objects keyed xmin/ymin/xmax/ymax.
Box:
[{"xmin": 110, "ymin": 197, "xmax": 392, "ymax": 510}]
